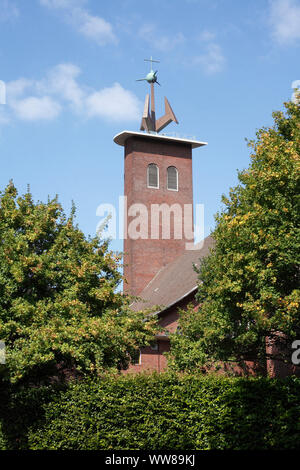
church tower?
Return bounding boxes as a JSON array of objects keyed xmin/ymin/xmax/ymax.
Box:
[{"xmin": 114, "ymin": 58, "xmax": 207, "ymax": 296}]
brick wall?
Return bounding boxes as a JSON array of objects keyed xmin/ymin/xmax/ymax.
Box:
[
  {"xmin": 123, "ymin": 136, "xmax": 194, "ymax": 296},
  {"xmin": 125, "ymin": 292, "xmax": 300, "ymax": 377},
  {"xmin": 125, "ymin": 293, "xmax": 196, "ymax": 373}
]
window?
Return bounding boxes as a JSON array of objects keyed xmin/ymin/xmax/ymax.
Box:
[
  {"xmin": 132, "ymin": 349, "xmax": 142, "ymax": 365},
  {"xmin": 167, "ymin": 166, "xmax": 178, "ymax": 191},
  {"xmin": 147, "ymin": 163, "xmax": 159, "ymax": 189}
]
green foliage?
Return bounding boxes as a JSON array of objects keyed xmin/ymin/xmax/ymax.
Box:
[
  {"xmin": 168, "ymin": 100, "xmax": 300, "ymax": 371},
  {"xmin": 1, "ymin": 373, "xmax": 299, "ymax": 450},
  {"xmin": 0, "ymin": 381, "xmax": 59, "ymax": 450},
  {"xmin": 0, "ymin": 183, "xmax": 157, "ymax": 384}
]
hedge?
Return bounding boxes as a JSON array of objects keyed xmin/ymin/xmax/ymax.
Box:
[
  {"xmin": 0, "ymin": 382, "xmax": 59, "ymax": 450},
  {"xmin": 1, "ymin": 373, "xmax": 300, "ymax": 450}
]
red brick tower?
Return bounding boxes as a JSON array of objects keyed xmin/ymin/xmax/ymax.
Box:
[{"xmin": 114, "ymin": 58, "xmax": 207, "ymax": 296}]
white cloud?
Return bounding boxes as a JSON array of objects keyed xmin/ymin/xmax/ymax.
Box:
[
  {"xmin": 269, "ymin": 0, "xmax": 300, "ymax": 44},
  {"xmin": 39, "ymin": 0, "xmax": 117, "ymax": 45},
  {"xmin": 193, "ymin": 43, "xmax": 225, "ymax": 74},
  {"xmin": 0, "ymin": 0, "xmax": 19, "ymax": 22},
  {"xmin": 86, "ymin": 83, "xmax": 141, "ymax": 121},
  {"xmin": 11, "ymin": 96, "xmax": 61, "ymax": 121},
  {"xmin": 71, "ymin": 9, "xmax": 117, "ymax": 45},
  {"xmin": 155, "ymin": 32, "xmax": 185, "ymax": 52},
  {"xmin": 39, "ymin": 63, "xmax": 85, "ymax": 110},
  {"xmin": 198, "ymin": 30, "xmax": 216, "ymax": 42},
  {"xmin": 0, "ymin": 109, "xmax": 10, "ymax": 125},
  {"xmin": 138, "ymin": 24, "xmax": 185, "ymax": 52},
  {"xmin": 6, "ymin": 79, "xmax": 62, "ymax": 122},
  {"xmin": 2, "ymin": 63, "xmax": 141, "ymax": 124},
  {"xmin": 6, "ymin": 79, "xmax": 34, "ymax": 99},
  {"xmin": 39, "ymin": 0, "xmax": 86, "ymax": 8}
]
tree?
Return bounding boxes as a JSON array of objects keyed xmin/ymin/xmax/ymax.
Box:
[
  {"xmin": 0, "ymin": 183, "xmax": 157, "ymax": 384},
  {"xmin": 168, "ymin": 99, "xmax": 300, "ymax": 373}
]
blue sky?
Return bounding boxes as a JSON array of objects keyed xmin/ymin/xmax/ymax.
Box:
[{"xmin": 0, "ymin": 0, "xmax": 299, "ymax": 254}]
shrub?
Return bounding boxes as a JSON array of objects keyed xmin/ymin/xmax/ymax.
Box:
[{"xmin": 19, "ymin": 373, "xmax": 300, "ymax": 450}]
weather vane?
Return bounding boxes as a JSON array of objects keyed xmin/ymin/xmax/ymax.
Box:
[{"xmin": 136, "ymin": 56, "xmax": 178, "ymax": 133}]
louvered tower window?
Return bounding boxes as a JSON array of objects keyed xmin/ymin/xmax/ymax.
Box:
[
  {"xmin": 167, "ymin": 166, "xmax": 178, "ymax": 191},
  {"xmin": 147, "ymin": 164, "xmax": 159, "ymax": 189}
]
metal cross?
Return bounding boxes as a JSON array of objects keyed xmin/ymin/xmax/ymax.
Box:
[
  {"xmin": 137, "ymin": 56, "xmax": 178, "ymax": 133},
  {"xmin": 144, "ymin": 56, "xmax": 160, "ymax": 71}
]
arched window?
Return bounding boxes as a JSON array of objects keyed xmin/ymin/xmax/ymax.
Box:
[
  {"xmin": 147, "ymin": 163, "xmax": 159, "ymax": 189},
  {"xmin": 167, "ymin": 166, "xmax": 178, "ymax": 191}
]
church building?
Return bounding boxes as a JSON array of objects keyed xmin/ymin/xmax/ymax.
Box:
[
  {"xmin": 113, "ymin": 59, "xmax": 299, "ymax": 377},
  {"xmin": 113, "ymin": 58, "xmax": 211, "ymax": 373}
]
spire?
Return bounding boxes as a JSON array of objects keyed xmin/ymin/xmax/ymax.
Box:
[{"xmin": 136, "ymin": 57, "xmax": 178, "ymax": 133}]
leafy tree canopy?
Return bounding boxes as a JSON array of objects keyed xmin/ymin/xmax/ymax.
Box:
[
  {"xmin": 0, "ymin": 183, "xmax": 157, "ymax": 384},
  {"xmin": 169, "ymin": 99, "xmax": 300, "ymax": 372}
]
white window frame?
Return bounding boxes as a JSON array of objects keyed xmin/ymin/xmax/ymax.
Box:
[
  {"xmin": 147, "ymin": 163, "xmax": 159, "ymax": 189},
  {"xmin": 167, "ymin": 166, "xmax": 178, "ymax": 191}
]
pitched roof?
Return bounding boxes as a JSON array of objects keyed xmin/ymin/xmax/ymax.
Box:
[{"xmin": 131, "ymin": 235, "xmax": 215, "ymax": 313}]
